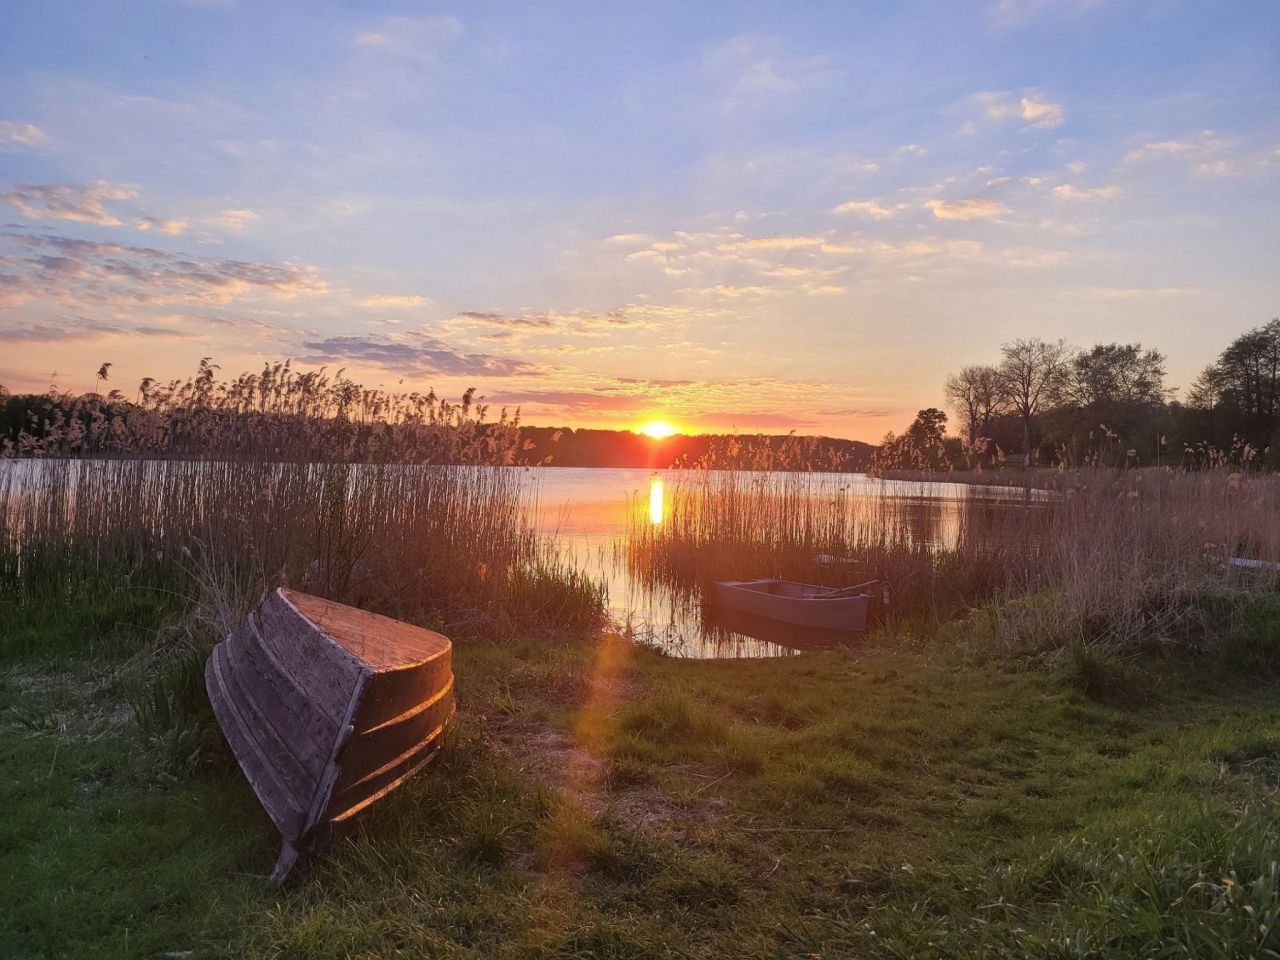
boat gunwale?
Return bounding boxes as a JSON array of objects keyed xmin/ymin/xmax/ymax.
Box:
[{"xmin": 714, "ymin": 578, "xmax": 877, "ymax": 604}]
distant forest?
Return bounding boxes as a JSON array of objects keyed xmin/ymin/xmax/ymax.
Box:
[{"xmin": 518, "ymin": 427, "xmax": 875, "ymax": 471}]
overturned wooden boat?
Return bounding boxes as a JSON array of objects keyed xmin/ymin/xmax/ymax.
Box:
[
  {"xmin": 205, "ymin": 587, "xmax": 455, "ymax": 881},
  {"xmin": 713, "ymin": 578, "xmax": 881, "ymax": 631}
]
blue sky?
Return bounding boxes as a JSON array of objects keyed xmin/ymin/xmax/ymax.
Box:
[{"xmin": 1, "ymin": 1, "xmax": 1277, "ymax": 440}]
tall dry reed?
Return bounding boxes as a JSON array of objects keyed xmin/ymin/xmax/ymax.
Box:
[
  {"xmin": 626, "ymin": 440, "xmax": 1280, "ymax": 652},
  {"xmin": 0, "ymin": 362, "xmax": 604, "ymax": 658}
]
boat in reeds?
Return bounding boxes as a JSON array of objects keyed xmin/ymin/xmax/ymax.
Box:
[
  {"xmin": 713, "ymin": 578, "xmax": 881, "ymax": 631},
  {"xmin": 205, "ymin": 587, "xmax": 455, "ymax": 881}
]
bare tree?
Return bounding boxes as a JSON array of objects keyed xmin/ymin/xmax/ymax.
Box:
[
  {"xmin": 997, "ymin": 338, "xmax": 1073, "ymax": 466},
  {"xmin": 1186, "ymin": 363, "xmax": 1229, "ymax": 447},
  {"xmin": 944, "ymin": 364, "xmax": 1005, "ymax": 450}
]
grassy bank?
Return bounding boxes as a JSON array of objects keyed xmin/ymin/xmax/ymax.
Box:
[{"xmin": 4, "ymin": 583, "xmax": 1280, "ymax": 958}]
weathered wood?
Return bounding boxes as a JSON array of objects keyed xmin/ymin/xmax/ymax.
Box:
[
  {"xmin": 205, "ymin": 587, "xmax": 455, "ymax": 882},
  {"xmin": 330, "ymin": 733, "xmax": 450, "ymax": 824},
  {"xmin": 269, "ymin": 841, "xmax": 301, "ymax": 885},
  {"xmin": 213, "ymin": 636, "xmax": 319, "ymax": 815},
  {"xmin": 358, "ymin": 660, "xmax": 453, "ymax": 731},
  {"xmin": 253, "ymin": 592, "xmax": 365, "ymax": 723},
  {"xmin": 713, "ymin": 578, "xmax": 876, "ymax": 631},
  {"xmin": 335, "ymin": 680, "xmax": 455, "ymax": 788},
  {"xmin": 284, "ymin": 590, "xmax": 450, "ymax": 672},
  {"xmin": 205, "ymin": 646, "xmax": 308, "ymax": 838},
  {"xmin": 224, "ymin": 621, "xmax": 337, "ymax": 772}
]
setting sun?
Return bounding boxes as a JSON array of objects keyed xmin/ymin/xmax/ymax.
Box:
[{"xmin": 638, "ymin": 420, "xmax": 679, "ymax": 440}]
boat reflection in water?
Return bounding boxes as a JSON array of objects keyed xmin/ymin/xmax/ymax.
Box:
[{"xmin": 702, "ymin": 604, "xmax": 862, "ymax": 654}]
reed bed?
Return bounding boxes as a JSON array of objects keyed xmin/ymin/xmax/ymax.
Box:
[
  {"xmin": 626, "ymin": 463, "xmax": 1280, "ymax": 653},
  {"xmin": 0, "ymin": 364, "xmax": 605, "ymax": 666}
]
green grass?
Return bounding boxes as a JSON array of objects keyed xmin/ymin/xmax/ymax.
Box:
[
  {"xmin": 0, "ymin": 556, "xmax": 190, "ymax": 665},
  {"xmin": 4, "ymin": 585, "xmax": 1280, "ymax": 958}
]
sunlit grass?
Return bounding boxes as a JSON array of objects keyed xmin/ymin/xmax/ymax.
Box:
[{"xmin": 6, "ymin": 622, "xmax": 1280, "ymax": 958}]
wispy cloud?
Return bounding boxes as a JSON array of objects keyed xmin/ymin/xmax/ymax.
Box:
[
  {"xmin": 362, "ymin": 294, "xmax": 430, "ymax": 308},
  {"xmin": 445, "ymin": 303, "xmax": 703, "ymax": 338},
  {"xmin": 988, "ymin": 0, "xmax": 1104, "ymax": 28},
  {"xmin": 817, "ymin": 407, "xmax": 894, "ymax": 418},
  {"xmin": 0, "ymin": 232, "xmax": 327, "ymax": 307},
  {"xmin": 832, "ymin": 199, "xmax": 906, "ymax": 219},
  {"xmin": 0, "ymin": 181, "xmax": 135, "ymax": 225},
  {"xmin": 1122, "ymin": 131, "xmax": 1269, "ymax": 178},
  {"xmin": 1079, "ymin": 285, "xmax": 1198, "ymax": 301},
  {"xmin": 717, "ymin": 235, "xmax": 825, "ymax": 251},
  {"xmin": 974, "ymin": 90, "xmax": 1065, "ymax": 129},
  {"xmin": 1124, "ymin": 138, "xmax": 1200, "ymax": 163},
  {"xmin": 300, "ymin": 332, "xmax": 535, "ymax": 377},
  {"xmin": 354, "ymin": 15, "xmax": 463, "ymax": 71},
  {"xmin": 203, "ymin": 208, "xmax": 259, "ymax": 233},
  {"xmin": 135, "ymin": 216, "xmax": 189, "ymax": 235},
  {"xmin": 698, "ymin": 411, "xmax": 819, "ymax": 429},
  {"xmin": 0, "ymin": 319, "xmax": 204, "ymax": 344},
  {"xmin": 924, "ymin": 197, "xmax": 1007, "ymax": 220},
  {"xmin": 704, "ymin": 283, "xmax": 774, "ymax": 298},
  {"xmin": 488, "ymin": 374, "xmax": 861, "ymax": 431},
  {"xmin": 1052, "ymin": 183, "xmax": 1120, "ymax": 201},
  {"xmin": 0, "ymin": 120, "xmax": 48, "ymax": 150},
  {"xmin": 1195, "ymin": 159, "xmax": 1239, "ymax": 178},
  {"xmin": 699, "ymin": 34, "xmax": 835, "ymax": 105}
]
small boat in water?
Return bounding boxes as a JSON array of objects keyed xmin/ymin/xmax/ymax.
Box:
[
  {"xmin": 205, "ymin": 587, "xmax": 455, "ymax": 881},
  {"xmin": 713, "ymin": 578, "xmax": 881, "ymax": 631},
  {"xmin": 1231, "ymin": 556, "xmax": 1280, "ymax": 571}
]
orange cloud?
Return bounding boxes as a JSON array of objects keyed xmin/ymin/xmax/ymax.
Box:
[{"xmin": 925, "ymin": 197, "xmax": 1007, "ymax": 220}]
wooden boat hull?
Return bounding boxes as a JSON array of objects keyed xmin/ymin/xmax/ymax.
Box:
[
  {"xmin": 713, "ymin": 578, "xmax": 876, "ymax": 631},
  {"xmin": 206, "ymin": 587, "xmax": 454, "ymax": 881}
]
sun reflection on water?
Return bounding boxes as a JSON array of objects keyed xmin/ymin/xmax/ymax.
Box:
[{"xmin": 648, "ymin": 474, "xmax": 664, "ymax": 525}]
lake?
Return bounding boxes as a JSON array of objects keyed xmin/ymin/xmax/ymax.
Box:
[{"xmin": 527, "ymin": 467, "xmax": 1040, "ymax": 658}]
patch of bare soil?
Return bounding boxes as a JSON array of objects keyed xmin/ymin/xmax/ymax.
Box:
[{"xmin": 490, "ymin": 718, "xmax": 723, "ymax": 844}]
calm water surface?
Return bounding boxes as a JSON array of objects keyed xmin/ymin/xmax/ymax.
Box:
[{"xmin": 527, "ymin": 467, "xmax": 1038, "ymax": 659}]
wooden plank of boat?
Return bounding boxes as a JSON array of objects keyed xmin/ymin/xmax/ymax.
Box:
[
  {"xmin": 205, "ymin": 587, "xmax": 455, "ymax": 882},
  {"xmin": 712, "ymin": 578, "xmax": 879, "ymax": 631},
  {"xmin": 1231, "ymin": 556, "xmax": 1280, "ymax": 571}
]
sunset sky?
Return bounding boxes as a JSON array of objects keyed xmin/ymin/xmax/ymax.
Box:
[{"xmin": 1, "ymin": 1, "xmax": 1277, "ymax": 441}]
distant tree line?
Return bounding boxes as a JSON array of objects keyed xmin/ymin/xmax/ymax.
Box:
[
  {"xmin": 514, "ymin": 427, "xmax": 876, "ymax": 471},
  {"xmin": 877, "ymin": 317, "xmax": 1280, "ymax": 471},
  {"xmin": 0, "ymin": 361, "xmax": 877, "ymax": 471}
]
